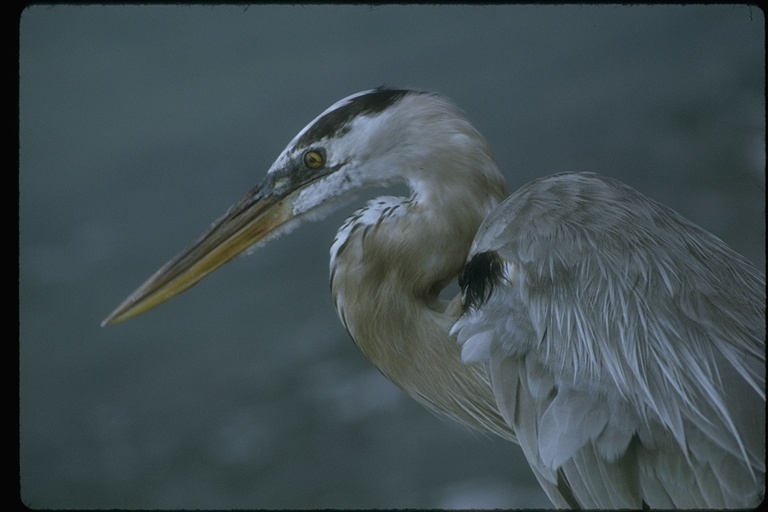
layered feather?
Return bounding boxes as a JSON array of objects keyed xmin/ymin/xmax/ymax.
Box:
[{"xmin": 453, "ymin": 172, "xmax": 765, "ymax": 508}]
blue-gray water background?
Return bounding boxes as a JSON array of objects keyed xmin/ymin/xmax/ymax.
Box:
[{"xmin": 20, "ymin": 5, "xmax": 764, "ymax": 509}]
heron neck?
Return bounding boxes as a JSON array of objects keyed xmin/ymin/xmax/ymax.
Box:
[{"xmin": 329, "ymin": 164, "xmax": 512, "ymax": 439}]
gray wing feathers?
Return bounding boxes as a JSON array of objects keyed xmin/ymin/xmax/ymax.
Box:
[{"xmin": 454, "ymin": 173, "xmax": 765, "ymax": 508}]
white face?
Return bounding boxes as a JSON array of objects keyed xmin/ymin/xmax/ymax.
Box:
[
  {"xmin": 265, "ymin": 89, "xmax": 417, "ymax": 218},
  {"xmin": 267, "ymin": 89, "xmax": 381, "ymax": 173},
  {"xmin": 260, "ymin": 88, "xmax": 498, "ymax": 225}
]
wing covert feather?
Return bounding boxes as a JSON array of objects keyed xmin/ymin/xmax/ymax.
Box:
[{"xmin": 453, "ymin": 173, "xmax": 765, "ymax": 508}]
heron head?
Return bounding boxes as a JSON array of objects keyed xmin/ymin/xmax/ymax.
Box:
[
  {"xmin": 102, "ymin": 88, "xmax": 498, "ymax": 325},
  {"xmin": 259, "ymin": 88, "xmax": 415, "ymax": 219}
]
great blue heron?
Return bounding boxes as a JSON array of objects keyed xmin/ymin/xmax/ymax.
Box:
[{"xmin": 103, "ymin": 89, "xmax": 765, "ymax": 508}]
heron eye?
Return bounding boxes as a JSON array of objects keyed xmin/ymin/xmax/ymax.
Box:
[{"xmin": 303, "ymin": 150, "xmax": 325, "ymax": 169}]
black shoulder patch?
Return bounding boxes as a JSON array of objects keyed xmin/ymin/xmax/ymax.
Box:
[
  {"xmin": 295, "ymin": 88, "xmax": 412, "ymax": 148},
  {"xmin": 459, "ymin": 250, "xmax": 505, "ymax": 313}
]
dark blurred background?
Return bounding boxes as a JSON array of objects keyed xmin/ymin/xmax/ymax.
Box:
[{"xmin": 19, "ymin": 5, "xmax": 764, "ymax": 509}]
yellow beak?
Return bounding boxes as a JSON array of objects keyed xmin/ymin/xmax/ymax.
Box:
[{"xmin": 101, "ymin": 182, "xmax": 299, "ymax": 326}]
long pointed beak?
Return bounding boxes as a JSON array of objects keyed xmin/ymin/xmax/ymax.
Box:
[{"xmin": 102, "ymin": 176, "xmax": 298, "ymax": 326}]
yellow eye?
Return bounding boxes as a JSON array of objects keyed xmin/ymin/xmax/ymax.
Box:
[{"xmin": 303, "ymin": 150, "xmax": 325, "ymax": 169}]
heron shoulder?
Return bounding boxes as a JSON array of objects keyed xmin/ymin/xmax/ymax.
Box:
[
  {"xmin": 452, "ymin": 171, "xmax": 765, "ymax": 507},
  {"xmin": 459, "ymin": 171, "xmax": 765, "ymax": 389}
]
